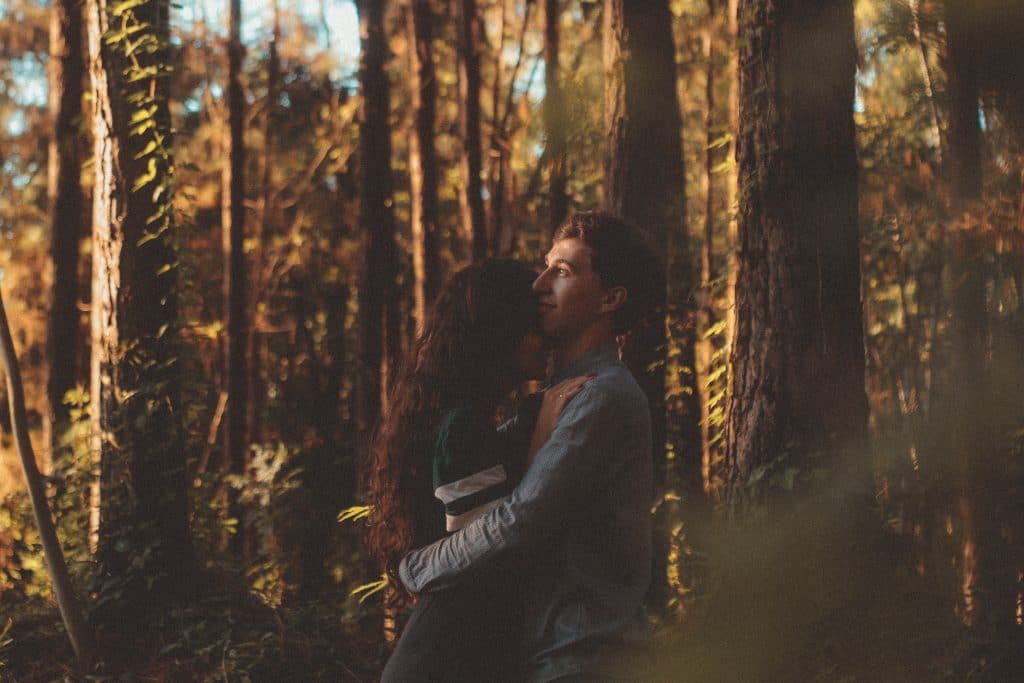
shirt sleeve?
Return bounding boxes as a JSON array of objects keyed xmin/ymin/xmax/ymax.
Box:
[
  {"xmin": 401, "ymin": 382, "xmax": 640, "ymax": 593},
  {"xmin": 433, "ymin": 408, "xmax": 512, "ymax": 532}
]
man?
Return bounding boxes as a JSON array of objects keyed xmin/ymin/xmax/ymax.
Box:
[{"xmin": 399, "ymin": 211, "xmax": 660, "ymax": 681}]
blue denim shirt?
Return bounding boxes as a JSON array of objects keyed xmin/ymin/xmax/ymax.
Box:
[{"xmin": 399, "ymin": 342, "xmax": 653, "ymax": 681}]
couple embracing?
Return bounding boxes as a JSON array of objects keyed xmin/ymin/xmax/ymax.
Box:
[{"xmin": 367, "ymin": 212, "xmax": 660, "ymax": 682}]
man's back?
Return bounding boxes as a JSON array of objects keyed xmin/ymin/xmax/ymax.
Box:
[{"xmin": 522, "ymin": 349, "xmax": 652, "ymax": 681}]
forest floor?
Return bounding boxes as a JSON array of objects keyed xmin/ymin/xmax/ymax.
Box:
[{"xmin": 3, "ymin": 448, "xmax": 1022, "ymax": 682}]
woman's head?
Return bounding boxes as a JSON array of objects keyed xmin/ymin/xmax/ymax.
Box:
[
  {"xmin": 366, "ymin": 259, "xmax": 542, "ymax": 588},
  {"xmin": 415, "ymin": 259, "xmax": 543, "ymax": 393}
]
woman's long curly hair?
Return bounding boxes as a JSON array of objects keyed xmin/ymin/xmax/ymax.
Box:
[{"xmin": 365, "ymin": 259, "xmax": 539, "ymax": 589}]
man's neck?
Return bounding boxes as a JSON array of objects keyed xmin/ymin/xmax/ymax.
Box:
[{"xmin": 553, "ymin": 327, "xmax": 616, "ymax": 370}]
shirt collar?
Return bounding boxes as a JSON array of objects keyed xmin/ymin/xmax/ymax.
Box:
[{"xmin": 550, "ymin": 340, "xmax": 620, "ymax": 383}]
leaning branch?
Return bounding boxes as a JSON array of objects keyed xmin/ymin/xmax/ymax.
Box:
[{"xmin": 0, "ymin": 288, "xmax": 95, "ymax": 666}]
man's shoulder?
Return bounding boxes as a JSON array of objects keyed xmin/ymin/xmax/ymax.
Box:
[{"xmin": 584, "ymin": 363, "xmax": 649, "ymax": 413}]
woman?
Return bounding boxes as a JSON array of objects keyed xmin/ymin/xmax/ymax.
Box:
[{"xmin": 366, "ymin": 259, "xmax": 589, "ymax": 682}]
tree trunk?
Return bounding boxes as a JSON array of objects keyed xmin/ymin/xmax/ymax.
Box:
[
  {"xmin": 222, "ymin": 0, "xmax": 248, "ymax": 548},
  {"xmin": 603, "ymin": 0, "xmax": 697, "ymax": 611},
  {"xmin": 698, "ymin": 0, "xmax": 718, "ymax": 497},
  {"xmin": 911, "ymin": 0, "xmax": 945, "ymax": 163},
  {"xmin": 544, "ymin": 0, "xmax": 568, "ymax": 230},
  {"xmin": 356, "ymin": 0, "xmax": 399, "ymax": 438},
  {"xmin": 603, "ymin": 0, "xmax": 698, "ymax": 495},
  {"xmin": 725, "ymin": 0, "xmax": 867, "ymax": 492},
  {"xmin": 944, "ymin": 0, "xmax": 982, "ymax": 203},
  {"xmin": 408, "ymin": 0, "xmax": 441, "ymax": 334},
  {"xmin": 455, "ymin": 0, "xmax": 487, "ymax": 260},
  {"xmin": 724, "ymin": 0, "xmax": 739, "ymax": 396},
  {"xmin": 249, "ymin": 0, "xmax": 280, "ymax": 451},
  {"xmin": 86, "ymin": 0, "xmax": 192, "ymax": 607},
  {"xmin": 45, "ymin": 0, "xmax": 84, "ymax": 471},
  {"xmin": 487, "ymin": 0, "xmax": 507, "ymax": 254}
]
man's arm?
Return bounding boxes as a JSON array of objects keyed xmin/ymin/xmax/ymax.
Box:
[{"xmin": 399, "ymin": 381, "xmax": 643, "ymax": 593}]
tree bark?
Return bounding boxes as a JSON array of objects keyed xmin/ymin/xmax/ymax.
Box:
[
  {"xmin": 910, "ymin": 0, "xmax": 945, "ymax": 163},
  {"xmin": 86, "ymin": 0, "xmax": 192, "ymax": 605},
  {"xmin": 487, "ymin": 0, "xmax": 507, "ymax": 253},
  {"xmin": 455, "ymin": 0, "xmax": 487, "ymax": 260},
  {"xmin": 248, "ymin": 0, "xmax": 280, "ymax": 451},
  {"xmin": 45, "ymin": 0, "xmax": 84, "ymax": 471},
  {"xmin": 603, "ymin": 0, "xmax": 698, "ymax": 494},
  {"xmin": 356, "ymin": 0, "xmax": 399, "ymax": 437},
  {"xmin": 603, "ymin": 0, "xmax": 697, "ymax": 611},
  {"xmin": 544, "ymin": 0, "xmax": 569, "ymax": 230},
  {"xmin": 408, "ymin": 0, "xmax": 441, "ymax": 334},
  {"xmin": 698, "ymin": 0, "xmax": 718, "ymax": 497},
  {"xmin": 724, "ymin": 0, "xmax": 739, "ymax": 386},
  {"xmin": 222, "ymin": 0, "xmax": 248, "ymax": 544},
  {"xmin": 725, "ymin": 0, "xmax": 868, "ymax": 491},
  {"xmin": 944, "ymin": 0, "xmax": 982, "ymax": 203}
]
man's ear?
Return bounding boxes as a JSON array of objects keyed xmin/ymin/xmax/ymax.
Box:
[{"xmin": 599, "ymin": 285, "xmax": 628, "ymax": 315}]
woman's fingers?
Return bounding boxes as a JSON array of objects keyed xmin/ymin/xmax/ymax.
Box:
[
  {"xmin": 552, "ymin": 373, "xmax": 595, "ymax": 398},
  {"xmin": 551, "ymin": 373, "xmax": 595, "ymax": 410}
]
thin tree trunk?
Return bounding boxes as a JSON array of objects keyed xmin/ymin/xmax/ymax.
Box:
[
  {"xmin": 45, "ymin": 0, "xmax": 84, "ymax": 472},
  {"xmin": 944, "ymin": 0, "xmax": 982, "ymax": 203},
  {"xmin": 356, "ymin": 0, "xmax": 399, "ymax": 437},
  {"xmin": 86, "ymin": 0, "xmax": 192, "ymax": 604},
  {"xmin": 222, "ymin": 0, "xmax": 248, "ymax": 545},
  {"xmin": 487, "ymin": 0, "xmax": 507, "ymax": 253},
  {"xmin": 408, "ymin": 0, "xmax": 441, "ymax": 334},
  {"xmin": 911, "ymin": 0, "xmax": 945, "ymax": 163},
  {"xmin": 493, "ymin": 0, "xmax": 537, "ymax": 255},
  {"xmin": 232, "ymin": 1, "xmax": 278, "ymax": 564},
  {"xmin": 1, "ymin": 291, "xmax": 94, "ymax": 665},
  {"xmin": 249, "ymin": 0, "xmax": 280, "ymax": 448},
  {"xmin": 725, "ymin": 0, "xmax": 867, "ymax": 493},
  {"xmin": 456, "ymin": 0, "xmax": 487, "ymax": 260},
  {"xmin": 545, "ymin": 0, "xmax": 568, "ymax": 230}
]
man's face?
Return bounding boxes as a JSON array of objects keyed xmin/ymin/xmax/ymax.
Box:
[{"xmin": 532, "ymin": 237, "xmax": 606, "ymax": 341}]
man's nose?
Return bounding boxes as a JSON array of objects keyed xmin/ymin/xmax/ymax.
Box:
[{"xmin": 532, "ymin": 269, "xmax": 551, "ymax": 292}]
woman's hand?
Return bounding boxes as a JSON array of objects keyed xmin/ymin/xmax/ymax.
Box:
[{"xmin": 527, "ymin": 374, "xmax": 594, "ymax": 467}]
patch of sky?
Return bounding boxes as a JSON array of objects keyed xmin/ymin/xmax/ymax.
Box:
[
  {"xmin": 5, "ymin": 109, "xmax": 27, "ymax": 137},
  {"xmin": 855, "ymin": 63, "xmax": 879, "ymax": 115},
  {"xmin": 13, "ymin": 162, "xmax": 37, "ymax": 190},
  {"xmin": 8, "ymin": 54, "xmax": 47, "ymax": 107},
  {"xmin": 176, "ymin": 0, "xmax": 359, "ymax": 85}
]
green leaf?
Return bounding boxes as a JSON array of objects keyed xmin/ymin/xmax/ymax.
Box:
[
  {"xmin": 131, "ymin": 157, "xmax": 158, "ymax": 191},
  {"xmin": 134, "ymin": 139, "xmax": 157, "ymax": 159},
  {"xmin": 712, "ymin": 159, "xmax": 734, "ymax": 174},
  {"xmin": 707, "ymin": 133, "xmax": 732, "ymax": 150},
  {"xmin": 111, "ymin": 0, "xmax": 148, "ymax": 16},
  {"xmin": 338, "ymin": 505, "xmax": 372, "ymax": 523},
  {"xmin": 351, "ymin": 575, "xmax": 389, "ymax": 604},
  {"xmin": 129, "ymin": 105, "xmax": 157, "ymax": 124}
]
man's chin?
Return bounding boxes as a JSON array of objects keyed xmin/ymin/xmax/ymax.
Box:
[{"xmin": 539, "ymin": 322, "xmax": 562, "ymax": 339}]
